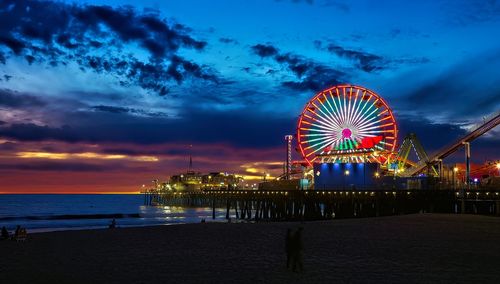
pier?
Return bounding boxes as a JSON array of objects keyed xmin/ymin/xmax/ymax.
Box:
[{"xmin": 145, "ymin": 189, "xmax": 500, "ymax": 221}]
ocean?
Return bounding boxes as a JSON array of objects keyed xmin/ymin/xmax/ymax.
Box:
[{"xmin": 0, "ymin": 194, "xmax": 232, "ymax": 233}]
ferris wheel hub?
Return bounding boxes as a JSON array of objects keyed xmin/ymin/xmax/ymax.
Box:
[{"xmin": 341, "ymin": 128, "xmax": 352, "ymax": 139}]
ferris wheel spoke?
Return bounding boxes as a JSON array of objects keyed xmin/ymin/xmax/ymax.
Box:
[
  {"xmin": 347, "ymin": 88, "xmax": 361, "ymax": 126},
  {"xmin": 356, "ymin": 114, "xmax": 392, "ymax": 131},
  {"xmin": 353, "ymin": 103, "xmax": 380, "ymax": 129},
  {"xmin": 350, "ymin": 90, "xmax": 365, "ymax": 126},
  {"xmin": 329, "ymin": 89, "xmax": 346, "ymax": 126},
  {"xmin": 301, "ymin": 132, "xmax": 335, "ymax": 137},
  {"xmin": 358, "ymin": 122, "xmax": 395, "ymax": 132},
  {"xmin": 309, "ymin": 120, "xmax": 341, "ymax": 132},
  {"xmin": 342, "ymin": 87, "xmax": 348, "ymax": 125},
  {"xmin": 301, "ymin": 127, "xmax": 337, "ymax": 134},
  {"xmin": 305, "ymin": 137, "xmax": 337, "ymax": 156},
  {"xmin": 350, "ymin": 93, "xmax": 373, "ymax": 127},
  {"xmin": 323, "ymin": 93, "xmax": 344, "ymax": 128},
  {"xmin": 311, "ymin": 101, "xmax": 342, "ymax": 130},
  {"xmin": 346, "ymin": 87, "xmax": 353, "ymax": 126},
  {"xmin": 352, "ymin": 99, "xmax": 377, "ymax": 127},
  {"xmin": 358, "ymin": 129, "xmax": 395, "ymax": 135},
  {"xmin": 303, "ymin": 134, "xmax": 337, "ymax": 144},
  {"xmin": 303, "ymin": 114, "xmax": 338, "ymax": 132},
  {"xmin": 333, "ymin": 89, "xmax": 345, "ymax": 126},
  {"xmin": 320, "ymin": 94, "xmax": 344, "ymax": 128}
]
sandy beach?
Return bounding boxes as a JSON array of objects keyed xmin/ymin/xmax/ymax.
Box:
[{"xmin": 1, "ymin": 214, "xmax": 500, "ymax": 283}]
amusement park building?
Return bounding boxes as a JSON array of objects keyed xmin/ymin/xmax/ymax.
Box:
[{"xmin": 169, "ymin": 171, "xmax": 244, "ymax": 191}]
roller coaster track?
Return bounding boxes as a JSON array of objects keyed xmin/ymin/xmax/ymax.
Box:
[
  {"xmin": 397, "ymin": 133, "xmax": 437, "ymax": 174},
  {"xmin": 405, "ymin": 111, "xmax": 500, "ymax": 176}
]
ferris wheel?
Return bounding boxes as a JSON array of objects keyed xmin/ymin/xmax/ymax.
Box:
[{"xmin": 297, "ymin": 84, "xmax": 398, "ymax": 166}]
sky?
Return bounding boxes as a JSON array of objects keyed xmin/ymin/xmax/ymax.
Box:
[{"xmin": 0, "ymin": 0, "xmax": 499, "ymax": 193}]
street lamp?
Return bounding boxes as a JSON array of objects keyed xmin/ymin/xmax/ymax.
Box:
[
  {"xmin": 343, "ymin": 170, "xmax": 349, "ymax": 191},
  {"xmin": 453, "ymin": 166, "xmax": 458, "ymax": 190}
]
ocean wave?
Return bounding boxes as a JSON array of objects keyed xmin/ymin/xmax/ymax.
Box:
[{"xmin": 0, "ymin": 213, "xmax": 141, "ymax": 221}]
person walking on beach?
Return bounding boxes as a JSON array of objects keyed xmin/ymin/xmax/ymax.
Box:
[
  {"xmin": 285, "ymin": 228, "xmax": 293, "ymax": 269},
  {"xmin": 109, "ymin": 219, "xmax": 117, "ymax": 229},
  {"xmin": 292, "ymin": 227, "xmax": 304, "ymax": 273},
  {"xmin": 1, "ymin": 226, "xmax": 9, "ymax": 240},
  {"xmin": 14, "ymin": 225, "xmax": 21, "ymax": 238}
]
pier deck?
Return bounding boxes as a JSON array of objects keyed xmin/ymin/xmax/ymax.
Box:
[{"xmin": 145, "ymin": 189, "xmax": 500, "ymax": 220}]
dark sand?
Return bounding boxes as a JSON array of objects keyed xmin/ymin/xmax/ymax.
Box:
[{"xmin": 1, "ymin": 214, "xmax": 500, "ymax": 283}]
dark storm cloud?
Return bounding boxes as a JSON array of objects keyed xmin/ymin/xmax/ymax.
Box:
[
  {"xmin": 0, "ymin": 107, "xmax": 294, "ymax": 148},
  {"xmin": 251, "ymin": 43, "xmax": 348, "ymax": 91},
  {"xmin": 92, "ymin": 105, "xmax": 129, "ymax": 114},
  {"xmin": 92, "ymin": 105, "xmax": 168, "ymax": 117},
  {"xmin": 0, "ymin": 0, "xmax": 218, "ymax": 95},
  {"xmin": 251, "ymin": 44, "xmax": 279, "ymax": 57},
  {"xmin": 314, "ymin": 40, "xmax": 384, "ymax": 72},
  {"xmin": 396, "ymin": 50, "xmax": 500, "ymax": 118},
  {"xmin": 0, "ymin": 89, "xmax": 46, "ymax": 108}
]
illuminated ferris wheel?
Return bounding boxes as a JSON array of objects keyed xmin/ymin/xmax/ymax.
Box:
[{"xmin": 297, "ymin": 85, "xmax": 398, "ymax": 166}]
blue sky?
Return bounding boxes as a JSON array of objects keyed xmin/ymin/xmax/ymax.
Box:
[{"xmin": 0, "ymin": 0, "xmax": 498, "ymax": 192}]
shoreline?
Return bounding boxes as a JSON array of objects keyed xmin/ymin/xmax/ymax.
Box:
[{"xmin": 2, "ymin": 213, "xmax": 500, "ymax": 283}]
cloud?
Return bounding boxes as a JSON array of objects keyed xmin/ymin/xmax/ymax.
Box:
[
  {"xmin": 219, "ymin": 37, "xmax": 238, "ymax": 44},
  {"xmin": 0, "ymin": 89, "xmax": 46, "ymax": 108},
  {"xmin": 0, "ymin": 162, "xmax": 109, "ymax": 172},
  {"xmin": 251, "ymin": 44, "xmax": 279, "ymax": 57},
  {"xmin": 314, "ymin": 40, "xmax": 384, "ymax": 72},
  {"xmin": 92, "ymin": 105, "xmax": 168, "ymax": 117},
  {"xmin": 0, "ymin": 0, "xmax": 218, "ymax": 95},
  {"xmin": 251, "ymin": 43, "xmax": 348, "ymax": 91},
  {"xmin": 444, "ymin": 0, "xmax": 500, "ymax": 26},
  {"xmin": 395, "ymin": 50, "xmax": 500, "ymax": 120},
  {"xmin": 0, "ymin": 106, "xmax": 295, "ymax": 148}
]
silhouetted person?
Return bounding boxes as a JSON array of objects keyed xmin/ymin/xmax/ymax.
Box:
[
  {"xmin": 285, "ymin": 228, "xmax": 293, "ymax": 269},
  {"xmin": 1, "ymin": 226, "xmax": 9, "ymax": 240},
  {"xmin": 14, "ymin": 225, "xmax": 21, "ymax": 237},
  {"xmin": 292, "ymin": 227, "xmax": 304, "ymax": 272},
  {"xmin": 109, "ymin": 219, "xmax": 116, "ymax": 229}
]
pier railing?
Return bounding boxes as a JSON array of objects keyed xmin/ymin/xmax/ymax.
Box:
[{"xmin": 144, "ymin": 189, "xmax": 500, "ymax": 221}]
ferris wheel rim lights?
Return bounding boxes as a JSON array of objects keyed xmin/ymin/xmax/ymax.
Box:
[{"xmin": 296, "ymin": 84, "xmax": 398, "ymax": 166}]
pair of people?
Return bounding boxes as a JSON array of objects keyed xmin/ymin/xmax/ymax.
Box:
[
  {"xmin": 1, "ymin": 225, "xmax": 28, "ymax": 241},
  {"xmin": 286, "ymin": 227, "xmax": 304, "ymax": 272}
]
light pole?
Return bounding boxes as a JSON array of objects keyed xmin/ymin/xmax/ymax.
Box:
[
  {"xmin": 453, "ymin": 166, "xmax": 458, "ymax": 190},
  {"xmin": 344, "ymin": 169, "xmax": 349, "ymax": 191}
]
